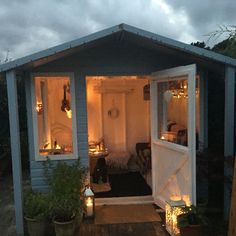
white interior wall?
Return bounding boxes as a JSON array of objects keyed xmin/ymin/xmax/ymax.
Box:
[
  {"xmin": 168, "ymin": 92, "xmax": 200, "ymax": 132},
  {"xmin": 86, "ymin": 79, "xmax": 103, "ymax": 142},
  {"xmin": 86, "ymin": 76, "xmax": 150, "ymax": 155},
  {"xmin": 126, "ymin": 79, "xmax": 150, "ymax": 153},
  {"xmin": 102, "ymin": 92, "xmax": 126, "ymax": 151}
]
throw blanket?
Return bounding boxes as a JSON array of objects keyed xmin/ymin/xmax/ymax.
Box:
[{"xmin": 105, "ymin": 152, "xmax": 130, "ymax": 169}]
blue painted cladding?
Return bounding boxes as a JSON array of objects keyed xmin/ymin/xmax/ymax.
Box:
[
  {"xmin": 26, "ymin": 37, "xmax": 205, "ymax": 191},
  {"xmin": 75, "ymin": 72, "xmax": 88, "ymax": 167}
]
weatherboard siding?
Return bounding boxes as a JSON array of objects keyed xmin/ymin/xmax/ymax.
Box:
[{"xmin": 33, "ymin": 38, "xmax": 188, "ymax": 75}]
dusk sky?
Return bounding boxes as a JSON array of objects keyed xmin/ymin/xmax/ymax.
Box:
[{"xmin": 0, "ymin": 0, "xmax": 236, "ymax": 61}]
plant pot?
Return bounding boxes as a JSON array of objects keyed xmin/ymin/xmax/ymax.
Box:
[
  {"xmin": 25, "ymin": 217, "xmax": 46, "ymax": 236},
  {"xmin": 53, "ymin": 219, "xmax": 76, "ymax": 236},
  {"xmin": 180, "ymin": 225, "xmax": 202, "ymax": 236}
]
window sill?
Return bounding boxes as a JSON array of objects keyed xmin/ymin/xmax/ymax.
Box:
[{"xmin": 35, "ymin": 154, "xmax": 78, "ymax": 161}]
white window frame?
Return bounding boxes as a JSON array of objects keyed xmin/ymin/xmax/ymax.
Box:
[{"xmin": 31, "ymin": 72, "xmax": 78, "ymax": 161}]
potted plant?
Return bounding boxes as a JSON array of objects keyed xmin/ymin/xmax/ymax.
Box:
[
  {"xmin": 177, "ymin": 205, "xmax": 207, "ymax": 236},
  {"xmin": 24, "ymin": 191, "xmax": 49, "ymax": 236},
  {"xmin": 44, "ymin": 159, "xmax": 86, "ymax": 236}
]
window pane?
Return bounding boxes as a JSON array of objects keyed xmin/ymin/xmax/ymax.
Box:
[
  {"xmin": 157, "ymin": 78, "xmax": 188, "ymax": 146},
  {"xmin": 35, "ymin": 77, "xmax": 74, "ymax": 156}
]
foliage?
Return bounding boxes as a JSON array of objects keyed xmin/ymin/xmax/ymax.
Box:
[
  {"xmin": 191, "ymin": 41, "xmax": 210, "ymax": 50},
  {"xmin": 177, "ymin": 205, "xmax": 208, "ymax": 229},
  {"xmin": 44, "ymin": 158, "xmax": 87, "ymax": 222},
  {"xmin": 24, "ymin": 191, "xmax": 49, "ymax": 221},
  {"xmin": 0, "ymin": 76, "xmax": 29, "ymax": 173},
  {"xmin": 191, "ymin": 24, "xmax": 236, "ymax": 59},
  {"xmin": 207, "ymin": 25, "xmax": 236, "ymax": 41},
  {"xmin": 212, "ymin": 38, "xmax": 236, "ymax": 58}
]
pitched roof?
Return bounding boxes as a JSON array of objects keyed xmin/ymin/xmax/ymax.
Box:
[{"xmin": 1, "ymin": 23, "xmax": 236, "ymax": 73}]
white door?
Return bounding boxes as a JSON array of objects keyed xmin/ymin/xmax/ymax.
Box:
[{"xmin": 150, "ymin": 64, "xmax": 196, "ymax": 209}]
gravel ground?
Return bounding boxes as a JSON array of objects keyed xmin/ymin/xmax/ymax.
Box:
[{"xmin": 0, "ymin": 173, "xmax": 30, "ymax": 236}]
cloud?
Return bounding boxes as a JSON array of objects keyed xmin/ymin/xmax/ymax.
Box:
[
  {"xmin": 164, "ymin": 0, "xmax": 236, "ymax": 44},
  {"xmin": 0, "ymin": 0, "xmax": 235, "ymax": 60}
]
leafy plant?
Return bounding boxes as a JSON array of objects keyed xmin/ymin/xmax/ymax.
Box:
[
  {"xmin": 177, "ymin": 205, "xmax": 208, "ymax": 229},
  {"xmin": 44, "ymin": 158, "xmax": 87, "ymax": 222},
  {"xmin": 24, "ymin": 191, "xmax": 49, "ymax": 221}
]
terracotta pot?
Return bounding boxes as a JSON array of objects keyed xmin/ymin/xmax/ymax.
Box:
[
  {"xmin": 54, "ymin": 219, "xmax": 76, "ymax": 236},
  {"xmin": 24, "ymin": 217, "xmax": 46, "ymax": 236},
  {"xmin": 180, "ymin": 225, "xmax": 202, "ymax": 236}
]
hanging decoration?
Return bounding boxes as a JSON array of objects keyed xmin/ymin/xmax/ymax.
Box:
[
  {"xmin": 36, "ymin": 101, "xmax": 43, "ymax": 114},
  {"xmin": 163, "ymin": 90, "xmax": 173, "ymax": 103},
  {"xmin": 61, "ymin": 83, "xmax": 72, "ymax": 118}
]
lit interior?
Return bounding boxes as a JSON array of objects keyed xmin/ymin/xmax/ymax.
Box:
[
  {"xmin": 86, "ymin": 76, "xmax": 151, "ymax": 155},
  {"xmin": 87, "ymin": 76, "xmax": 200, "ymax": 153},
  {"xmin": 34, "ymin": 76, "xmax": 73, "ymax": 156},
  {"xmin": 158, "ymin": 77, "xmax": 200, "ymax": 146}
]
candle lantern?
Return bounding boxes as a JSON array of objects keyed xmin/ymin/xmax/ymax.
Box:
[
  {"xmin": 84, "ymin": 187, "xmax": 95, "ymax": 218},
  {"xmin": 166, "ymin": 197, "xmax": 186, "ymax": 236}
]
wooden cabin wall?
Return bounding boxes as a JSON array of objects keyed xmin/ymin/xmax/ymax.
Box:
[{"xmin": 27, "ymin": 39, "xmax": 203, "ymax": 191}]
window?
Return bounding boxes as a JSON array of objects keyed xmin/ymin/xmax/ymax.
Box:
[
  {"xmin": 33, "ymin": 75, "xmax": 77, "ymax": 160},
  {"xmin": 157, "ymin": 78, "xmax": 188, "ymax": 146}
]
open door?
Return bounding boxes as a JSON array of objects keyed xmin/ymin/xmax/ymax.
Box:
[{"xmin": 150, "ymin": 64, "xmax": 196, "ymax": 209}]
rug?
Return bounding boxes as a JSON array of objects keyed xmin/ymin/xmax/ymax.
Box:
[
  {"xmin": 91, "ymin": 182, "xmax": 111, "ymax": 193},
  {"xmin": 94, "ymin": 172, "xmax": 152, "ymax": 198},
  {"xmin": 95, "ymin": 204, "xmax": 161, "ymax": 224}
]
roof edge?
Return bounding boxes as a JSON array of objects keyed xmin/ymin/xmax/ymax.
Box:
[
  {"xmin": 121, "ymin": 23, "xmax": 236, "ymax": 67},
  {"xmin": 1, "ymin": 23, "xmax": 236, "ymax": 73},
  {"xmin": 0, "ymin": 24, "xmax": 123, "ymax": 73}
]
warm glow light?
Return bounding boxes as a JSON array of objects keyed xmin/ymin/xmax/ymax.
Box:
[
  {"xmin": 86, "ymin": 197, "xmax": 93, "ymax": 206},
  {"xmin": 170, "ymin": 195, "xmax": 182, "ymax": 201},
  {"xmin": 36, "ymin": 101, "xmax": 43, "ymax": 114},
  {"xmin": 65, "ymin": 108, "xmax": 72, "ymax": 119},
  {"xmin": 182, "ymin": 195, "xmax": 191, "ymax": 206},
  {"xmin": 86, "ymin": 196, "xmax": 94, "ymax": 217},
  {"xmin": 84, "ymin": 187, "xmax": 94, "ymax": 218},
  {"xmin": 166, "ymin": 199, "xmax": 185, "ymax": 236},
  {"xmin": 161, "ymin": 135, "xmax": 165, "ymax": 140},
  {"xmin": 55, "ymin": 144, "xmax": 61, "ymax": 149}
]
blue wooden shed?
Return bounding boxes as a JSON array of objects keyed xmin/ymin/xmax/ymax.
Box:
[{"xmin": 0, "ymin": 23, "xmax": 235, "ymax": 235}]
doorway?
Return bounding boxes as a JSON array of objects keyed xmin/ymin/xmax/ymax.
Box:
[
  {"xmin": 150, "ymin": 64, "xmax": 197, "ymax": 208},
  {"xmin": 86, "ymin": 76, "xmax": 152, "ymax": 198}
]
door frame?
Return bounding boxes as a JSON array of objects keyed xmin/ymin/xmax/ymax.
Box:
[{"xmin": 150, "ymin": 64, "xmax": 197, "ymax": 208}]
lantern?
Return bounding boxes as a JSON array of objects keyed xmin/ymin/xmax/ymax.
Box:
[
  {"xmin": 166, "ymin": 197, "xmax": 185, "ymax": 236},
  {"xmin": 84, "ymin": 187, "xmax": 95, "ymax": 218}
]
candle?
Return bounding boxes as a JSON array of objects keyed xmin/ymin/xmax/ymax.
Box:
[
  {"xmin": 86, "ymin": 197, "xmax": 93, "ymax": 217},
  {"xmin": 170, "ymin": 195, "xmax": 181, "ymax": 201}
]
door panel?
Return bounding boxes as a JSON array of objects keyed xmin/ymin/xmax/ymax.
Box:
[
  {"xmin": 151, "ymin": 65, "xmax": 196, "ymax": 208},
  {"xmin": 102, "ymin": 93, "xmax": 126, "ymax": 152}
]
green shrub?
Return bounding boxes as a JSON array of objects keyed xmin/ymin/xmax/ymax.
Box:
[
  {"xmin": 24, "ymin": 192, "xmax": 49, "ymax": 221},
  {"xmin": 177, "ymin": 205, "xmax": 208, "ymax": 229},
  {"xmin": 44, "ymin": 158, "xmax": 87, "ymax": 222}
]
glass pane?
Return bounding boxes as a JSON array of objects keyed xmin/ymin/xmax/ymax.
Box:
[
  {"xmin": 35, "ymin": 76, "xmax": 74, "ymax": 156},
  {"xmin": 157, "ymin": 78, "xmax": 188, "ymax": 146}
]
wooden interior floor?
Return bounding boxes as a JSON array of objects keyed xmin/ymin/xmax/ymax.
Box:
[{"xmin": 76, "ymin": 221, "xmax": 170, "ymax": 236}]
